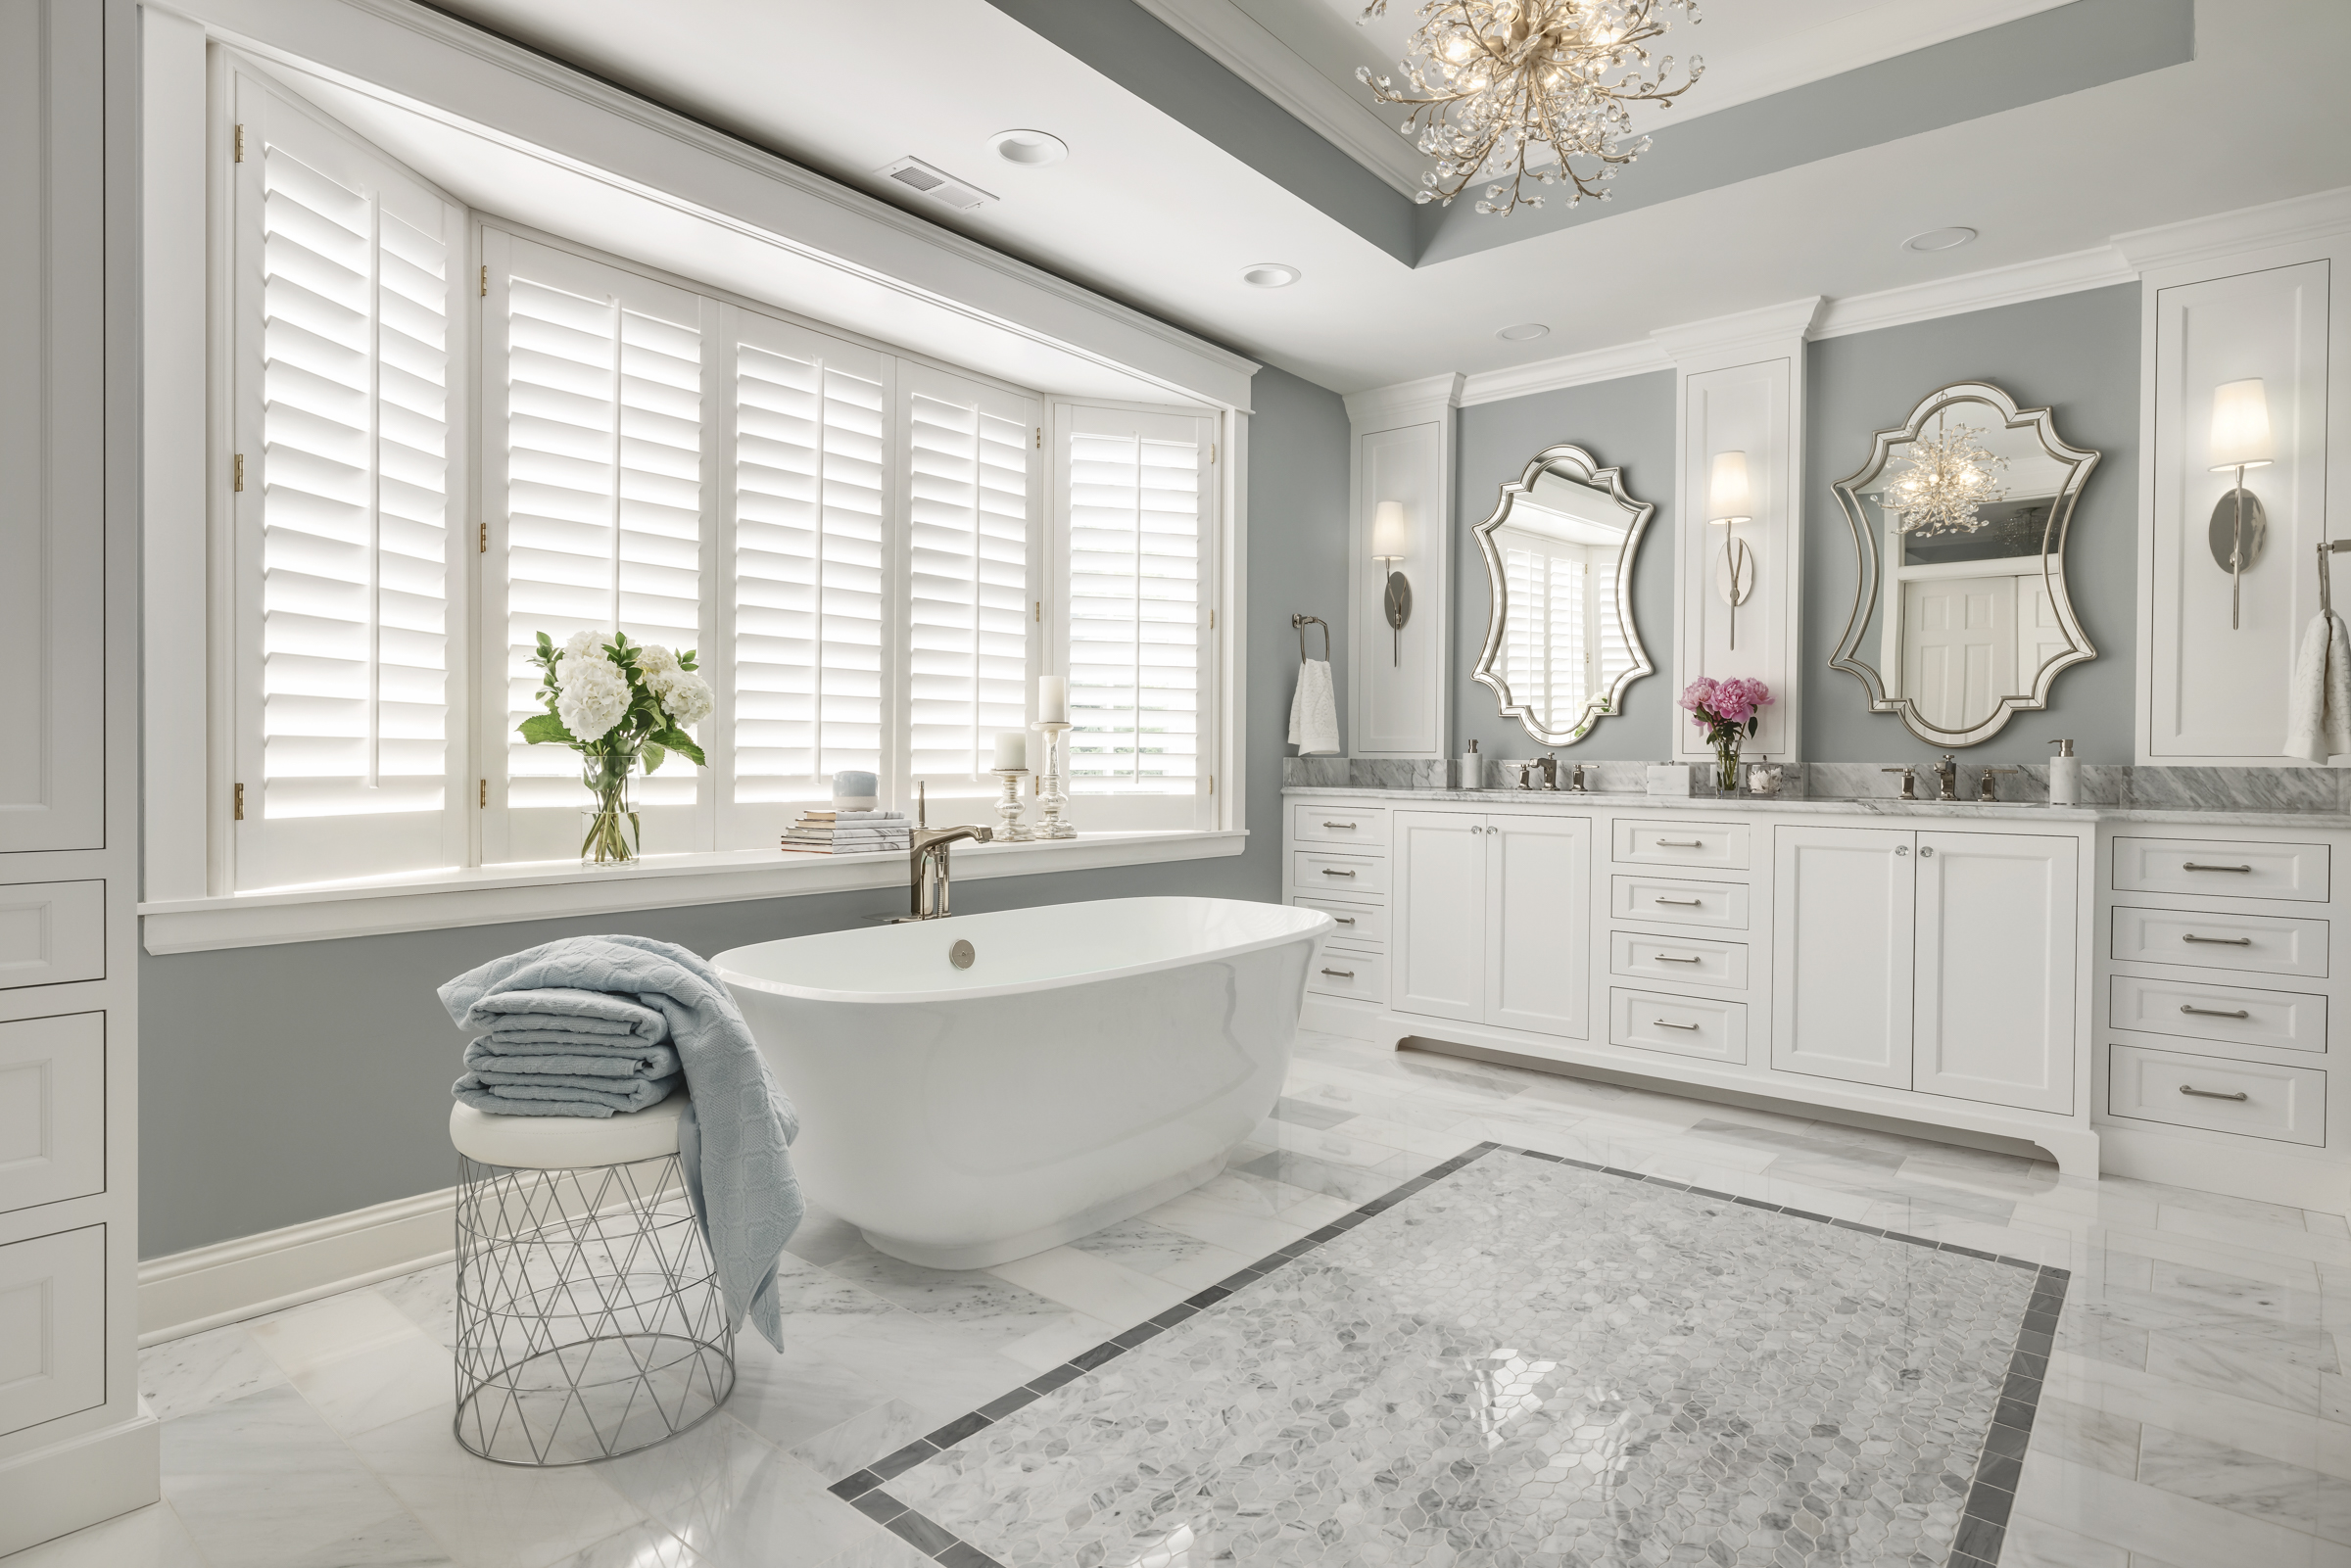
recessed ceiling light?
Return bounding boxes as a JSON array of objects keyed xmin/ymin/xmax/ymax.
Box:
[
  {"xmin": 1242, "ymin": 263, "xmax": 1300, "ymax": 289},
  {"xmin": 1496, "ymin": 322, "xmax": 1550, "ymax": 342},
  {"xmin": 1903, "ymin": 226, "xmax": 1978, "ymax": 253},
  {"xmin": 989, "ymin": 128, "xmax": 1067, "ymax": 166}
]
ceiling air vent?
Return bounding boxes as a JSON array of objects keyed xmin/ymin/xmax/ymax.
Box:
[{"xmin": 877, "ymin": 156, "xmax": 997, "ymax": 213}]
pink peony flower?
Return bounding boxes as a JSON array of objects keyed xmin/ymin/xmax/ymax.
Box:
[{"xmin": 1680, "ymin": 676, "xmax": 1773, "ymax": 730}]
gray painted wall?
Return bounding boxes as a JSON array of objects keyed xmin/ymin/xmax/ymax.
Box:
[
  {"xmin": 1803, "ymin": 284, "xmax": 2141, "ymax": 764},
  {"xmin": 138, "ymin": 364, "xmax": 1352, "ymax": 1260},
  {"xmin": 1451, "ymin": 370, "xmax": 1680, "ymax": 766}
]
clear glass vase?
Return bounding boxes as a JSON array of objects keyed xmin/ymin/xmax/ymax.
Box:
[
  {"xmin": 579, "ymin": 746, "xmax": 642, "ymax": 867},
  {"xmin": 1710, "ymin": 737, "xmax": 1742, "ymax": 795}
]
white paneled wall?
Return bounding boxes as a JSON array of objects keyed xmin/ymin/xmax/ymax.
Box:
[{"xmin": 1345, "ymin": 376, "xmax": 1462, "ymax": 759}]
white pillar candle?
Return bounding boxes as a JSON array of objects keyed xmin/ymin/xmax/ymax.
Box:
[
  {"xmin": 1038, "ymin": 675, "xmax": 1068, "ymax": 724},
  {"xmin": 992, "ymin": 731, "xmax": 1028, "ymax": 771}
]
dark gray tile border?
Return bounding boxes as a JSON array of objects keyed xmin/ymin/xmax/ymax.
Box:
[{"xmin": 824, "ymin": 1141, "xmax": 2060, "ymax": 1566}]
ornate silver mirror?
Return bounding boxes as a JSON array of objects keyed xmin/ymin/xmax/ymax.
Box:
[
  {"xmin": 1471, "ymin": 445, "xmax": 1655, "ymax": 745},
  {"xmin": 1831, "ymin": 381, "xmax": 2100, "ymax": 746}
]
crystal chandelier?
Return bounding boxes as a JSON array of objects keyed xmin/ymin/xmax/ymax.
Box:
[
  {"xmin": 1356, "ymin": 1, "xmax": 1704, "ymax": 216},
  {"xmin": 1886, "ymin": 413, "xmax": 2008, "ymax": 537}
]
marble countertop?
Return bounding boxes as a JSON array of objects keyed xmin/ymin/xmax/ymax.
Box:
[{"xmin": 1280, "ymin": 784, "xmax": 2351, "ymax": 831}]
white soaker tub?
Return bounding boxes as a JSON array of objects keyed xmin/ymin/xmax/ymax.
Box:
[{"xmin": 714, "ymin": 896, "xmax": 1332, "ymax": 1269}]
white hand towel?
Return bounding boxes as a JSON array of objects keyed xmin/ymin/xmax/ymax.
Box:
[
  {"xmin": 1288, "ymin": 657, "xmax": 1340, "ymax": 755},
  {"xmin": 2285, "ymin": 611, "xmax": 2351, "ymax": 763}
]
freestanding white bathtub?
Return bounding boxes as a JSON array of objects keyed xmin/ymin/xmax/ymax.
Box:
[{"xmin": 714, "ymin": 896, "xmax": 1332, "ymax": 1269}]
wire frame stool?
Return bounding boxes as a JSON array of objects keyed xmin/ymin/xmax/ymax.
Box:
[{"xmin": 454, "ymin": 1150, "xmax": 735, "ymax": 1465}]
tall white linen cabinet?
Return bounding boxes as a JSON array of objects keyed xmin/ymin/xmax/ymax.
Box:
[{"xmin": 0, "ymin": 0, "xmax": 158, "ymax": 1550}]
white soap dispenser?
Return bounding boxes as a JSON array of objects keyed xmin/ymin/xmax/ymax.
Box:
[
  {"xmin": 2047, "ymin": 738, "xmax": 2080, "ymax": 807},
  {"xmin": 1461, "ymin": 737, "xmax": 1481, "ymax": 789}
]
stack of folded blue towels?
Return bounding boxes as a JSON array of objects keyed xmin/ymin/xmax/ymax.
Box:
[{"xmin": 451, "ymin": 987, "xmax": 682, "ymax": 1118}]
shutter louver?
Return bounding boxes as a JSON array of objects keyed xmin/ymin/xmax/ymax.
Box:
[
  {"xmin": 1067, "ymin": 427, "xmax": 1201, "ymax": 793},
  {"xmin": 499, "ymin": 260, "xmax": 703, "ymax": 809},
  {"xmin": 907, "ymin": 371, "xmax": 1030, "ymax": 788},
  {"xmin": 731, "ymin": 327, "xmax": 888, "ymax": 798},
  {"xmin": 1597, "ymin": 554, "xmax": 1632, "ymax": 704}
]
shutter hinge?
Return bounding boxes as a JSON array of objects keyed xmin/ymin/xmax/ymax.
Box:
[
  {"xmin": 480, "ymin": 264, "xmax": 489, "ymax": 298},
  {"xmin": 233, "ymin": 783, "xmax": 245, "ymax": 821},
  {"xmin": 233, "ymin": 124, "xmax": 245, "ymax": 164},
  {"xmin": 1034, "ymin": 426, "xmax": 1041, "ymax": 450},
  {"xmin": 1208, "ymin": 608, "xmax": 1216, "ymax": 630},
  {"xmin": 1210, "ymin": 443, "xmax": 1218, "ymax": 463},
  {"xmin": 1208, "ymin": 774, "xmax": 1215, "ymax": 795},
  {"xmin": 232, "ymin": 452, "xmax": 244, "ymax": 492},
  {"xmin": 1034, "ymin": 600, "xmax": 1040, "ymax": 624},
  {"xmin": 480, "ymin": 779, "xmax": 488, "ymax": 808},
  {"xmin": 479, "ymin": 520, "xmax": 488, "ymax": 553}
]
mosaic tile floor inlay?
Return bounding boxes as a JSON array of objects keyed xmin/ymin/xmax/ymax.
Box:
[{"xmin": 841, "ymin": 1146, "xmax": 2066, "ymax": 1568}]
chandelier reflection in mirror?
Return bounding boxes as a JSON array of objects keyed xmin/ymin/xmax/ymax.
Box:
[
  {"xmin": 1886, "ymin": 411, "xmax": 2009, "ymax": 537},
  {"xmin": 1357, "ymin": 1, "xmax": 1704, "ymax": 215}
]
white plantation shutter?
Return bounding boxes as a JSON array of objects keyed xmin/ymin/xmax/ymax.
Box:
[
  {"xmin": 229, "ymin": 78, "xmax": 466, "ymax": 891},
  {"xmin": 906, "ymin": 367, "xmax": 1033, "ymax": 793},
  {"xmin": 482, "ymin": 234, "xmax": 709, "ymax": 859},
  {"xmin": 728, "ymin": 314, "xmax": 889, "ymax": 811},
  {"xmin": 1596, "ymin": 553, "xmax": 1633, "ymax": 707},
  {"xmin": 1060, "ymin": 407, "xmax": 1210, "ymax": 813}
]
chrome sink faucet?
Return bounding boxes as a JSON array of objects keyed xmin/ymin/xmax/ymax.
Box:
[
  {"xmin": 903, "ymin": 782, "xmax": 992, "ymax": 921},
  {"xmin": 1881, "ymin": 765, "xmax": 1918, "ymax": 801},
  {"xmin": 1933, "ymin": 754, "xmax": 1959, "ymax": 801},
  {"xmin": 1536, "ymin": 752, "xmax": 1559, "ymax": 790}
]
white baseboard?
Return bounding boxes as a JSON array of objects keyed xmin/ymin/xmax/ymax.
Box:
[
  {"xmin": 2096, "ymin": 1123, "xmax": 2351, "ymax": 1217},
  {"xmin": 137, "ymin": 1186, "xmax": 457, "ymax": 1347},
  {"xmin": 0, "ymin": 1414, "xmax": 161, "ymax": 1558}
]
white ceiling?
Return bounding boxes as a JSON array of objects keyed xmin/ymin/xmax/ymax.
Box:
[{"xmin": 430, "ymin": 0, "xmax": 2351, "ymax": 395}]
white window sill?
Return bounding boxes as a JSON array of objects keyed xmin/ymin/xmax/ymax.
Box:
[{"xmin": 138, "ymin": 830, "xmax": 1248, "ymax": 955}]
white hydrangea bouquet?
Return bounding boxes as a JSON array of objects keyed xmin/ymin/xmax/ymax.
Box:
[{"xmin": 519, "ymin": 630, "xmax": 714, "ymax": 865}]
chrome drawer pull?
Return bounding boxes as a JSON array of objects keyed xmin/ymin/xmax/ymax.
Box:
[
  {"xmin": 1655, "ymin": 837, "xmax": 1703, "ymax": 847},
  {"xmin": 1652, "ymin": 1019, "xmax": 1701, "ymax": 1030},
  {"xmin": 2181, "ymin": 1005, "xmax": 2251, "ymax": 1020},
  {"xmin": 2178, "ymin": 1084, "xmax": 2250, "ymax": 1103},
  {"xmin": 2183, "ymin": 862, "xmax": 2254, "ymax": 873},
  {"xmin": 1319, "ymin": 967, "xmax": 1355, "ymax": 978},
  {"xmin": 1321, "ymin": 821, "xmax": 1358, "ymax": 829},
  {"xmin": 1330, "ymin": 916, "xmax": 1356, "ymax": 925},
  {"xmin": 1654, "ymin": 896, "xmax": 1703, "ymax": 906},
  {"xmin": 1655, "ymin": 954, "xmax": 1703, "ymax": 964},
  {"xmin": 1320, "ymin": 868, "xmax": 1357, "ymax": 878},
  {"xmin": 2182, "ymin": 933, "xmax": 2253, "ymax": 946}
]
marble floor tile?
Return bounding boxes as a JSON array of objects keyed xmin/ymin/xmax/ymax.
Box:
[
  {"xmin": 2033, "ymin": 1394, "xmax": 2143, "ymax": 1477},
  {"xmin": 1266, "ymin": 1094, "xmax": 1354, "ymax": 1129},
  {"xmin": 2000, "ymin": 1511, "xmax": 2133, "ymax": 1568},
  {"xmin": 1242, "ymin": 1115, "xmax": 1409, "ymax": 1172},
  {"xmin": 248, "ymin": 1289, "xmax": 430, "ymax": 1378},
  {"xmin": 3, "ymin": 1503, "xmax": 209, "ymax": 1568},
  {"xmin": 1230, "ymin": 1145, "xmax": 1410, "ymax": 1203},
  {"xmin": 548, "ymin": 1519, "xmax": 704, "ymax": 1568},
  {"xmin": 2011, "ymin": 1449, "xmax": 2351, "ymax": 1568},
  {"xmin": 2161, "ymin": 1205, "xmax": 2351, "ymax": 1267},
  {"xmin": 289, "ymin": 1328, "xmax": 456, "ymax": 1440},
  {"xmin": 816, "ymin": 1243, "xmax": 1075, "ymax": 1346},
  {"xmin": 667, "ymin": 1447, "xmax": 893, "ymax": 1566},
  {"xmin": 137, "ymin": 1321, "xmax": 289, "ymax": 1422},
  {"xmin": 375, "ymin": 1262, "xmax": 460, "ymax": 1349},
  {"xmin": 2135, "ymin": 1422, "xmax": 2351, "ymax": 1545},
  {"xmin": 789, "ymin": 1398, "xmax": 933, "ymax": 1484},
  {"xmin": 347, "ymin": 1404, "xmax": 643, "ymax": 1568},
  {"xmin": 985, "ymin": 1242, "xmax": 1187, "ymax": 1327}
]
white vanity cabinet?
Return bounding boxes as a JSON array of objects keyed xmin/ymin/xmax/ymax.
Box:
[
  {"xmin": 1772, "ymin": 826, "xmax": 2078, "ymax": 1114},
  {"xmin": 1391, "ymin": 809, "xmax": 1593, "ymax": 1037}
]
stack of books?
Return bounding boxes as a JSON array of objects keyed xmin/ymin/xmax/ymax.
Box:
[{"xmin": 780, "ymin": 809, "xmax": 913, "ymax": 855}]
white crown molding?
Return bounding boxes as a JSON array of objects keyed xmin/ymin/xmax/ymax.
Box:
[
  {"xmin": 1127, "ymin": 0, "xmax": 1423, "ymax": 199},
  {"xmin": 2114, "ymin": 183, "xmax": 2351, "ymax": 276},
  {"xmin": 179, "ymin": 0, "xmax": 1261, "ymax": 404},
  {"xmin": 1812, "ymin": 245, "xmax": 2135, "ymax": 341},
  {"xmin": 1653, "ymin": 296, "xmax": 1826, "ymax": 369},
  {"xmin": 1458, "ymin": 338, "xmax": 1674, "ymax": 406},
  {"xmin": 1344, "ymin": 371, "xmax": 1466, "ymax": 431}
]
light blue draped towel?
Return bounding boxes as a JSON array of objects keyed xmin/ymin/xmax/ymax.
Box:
[{"xmin": 439, "ymin": 939, "xmax": 802, "ymax": 1352}]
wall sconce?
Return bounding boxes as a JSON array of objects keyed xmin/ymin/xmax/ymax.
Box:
[
  {"xmin": 1706, "ymin": 451, "xmax": 1756, "ymax": 649},
  {"xmin": 2208, "ymin": 377, "xmax": 2275, "ymax": 631},
  {"xmin": 1372, "ymin": 499, "xmax": 1412, "ymax": 666}
]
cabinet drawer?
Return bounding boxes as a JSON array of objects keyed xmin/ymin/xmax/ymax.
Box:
[
  {"xmin": 1609, "ymin": 930, "xmax": 1750, "ymax": 989},
  {"xmin": 2112, "ymin": 836, "xmax": 2328, "ymax": 903},
  {"xmin": 2111, "ymin": 905, "xmax": 2327, "ymax": 978},
  {"xmin": 0, "ymin": 1013, "xmax": 105, "ymax": 1214},
  {"xmin": 2108, "ymin": 974, "xmax": 2326, "ymax": 1055},
  {"xmin": 0, "ymin": 1225, "xmax": 107, "ymax": 1438},
  {"xmin": 1609, "ymin": 988, "xmax": 1748, "ymax": 1065},
  {"xmin": 2107, "ymin": 1044, "xmax": 2325, "ymax": 1146},
  {"xmin": 1292, "ymin": 850, "xmax": 1388, "ymax": 897},
  {"xmin": 1610, "ymin": 874, "xmax": 1749, "ymax": 929},
  {"xmin": 1612, "ymin": 819, "xmax": 1751, "ymax": 871},
  {"xmin": 0, "ymin": 881, "xmax": 104, "ymax": 990},
  {"xmin": 1291, "ymin": 803, "xmax": 1388, "ymax": 848},
  {"xmin": 1306, "ymin": 947, "xmax": 1384, "ymax": 1003},
  {"xmin": 1292, "ymin": 894, "xmax": 1385, "ymax": 947}
]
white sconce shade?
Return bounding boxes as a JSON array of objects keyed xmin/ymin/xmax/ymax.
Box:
[
  {"xmin": 1371, "ymin": 500, "xmax": 1409, "ymax": 560},
  {"xmin": 2209, "ymin": 377, "xmax": 2276, "ymax": 471},
  {"xmin": 1706, "ymin": 451, "xmax": 1752, "ymax": 524}
]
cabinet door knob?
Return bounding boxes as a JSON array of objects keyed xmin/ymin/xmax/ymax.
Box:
[
  {"xmin": 2182, "ymin": 862, "xmax": 2253, "ymax": 873},
  {"xmin": 1919, "ymin": 846, "xmax": 1935, "ymax": 858},
  {"xmin": 2180, "ymin": 1004, "xmax": 2250, "ymax": 1020},
  {"xmin": 2178, "ymin": 1084, "xmax": 2249, "ymax": 1102},
  {"xmin": 1895, "ymin": 845, "xmax": 1909, "ymax": 857}
]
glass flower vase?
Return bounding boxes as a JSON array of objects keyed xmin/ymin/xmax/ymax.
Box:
[
  {"xmin": 1710, "ymin": 736, "xmax": 1743, "ymax": 795},
  {"xmin": 579, "ymin": 746, "xmax": 643, "ymax": 867}
]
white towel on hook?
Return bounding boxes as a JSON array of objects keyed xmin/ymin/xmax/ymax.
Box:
[
  {"xmin": 1288, "ymin": 658, "xmax": 1341, "ymax": 755},
  {"xmin": 2285, "ymin": 611, "xmax": 2351, "ymax": 763}
]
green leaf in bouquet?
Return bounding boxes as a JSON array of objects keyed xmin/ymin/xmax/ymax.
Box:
[
  {"xmin": 653, "ymin": 727, "xmax": 706, "ymax": 767},
  {"xmin": 642, "ymin": 742, "xmax": 667, "ymax": 775},
  {"xmin": 518, "ymin": 712, "xmax": 576, "ymax": 744}
]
